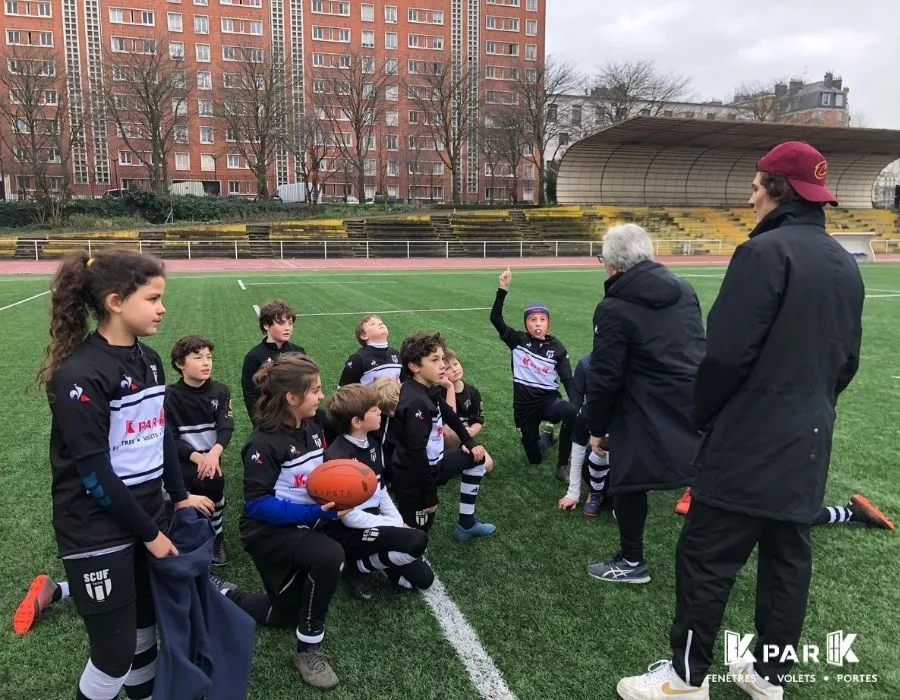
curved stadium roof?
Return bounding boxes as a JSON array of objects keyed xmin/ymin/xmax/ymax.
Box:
[{"xmin": 556, "ymin": 117, "xmax": 900, "ymax": 208}]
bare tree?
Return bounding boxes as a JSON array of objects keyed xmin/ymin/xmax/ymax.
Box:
[
  {"xmin": 487, "ymin": 106, "xmax": 532, "ymax": 204},
  {"xmin": 0, "ymin": 48, "xmax": 82, "ymax": 225},
  {"xmin": 477, "ymin": 114, "xmax": 506, "ymax": 204},
  {"xmin": 403, "ymin": 58, "xmax": 473, "ymax": 205},
  {"xmin": 513, "ymin": 55, "xmax": 582, "ymax": 205},
  {"xmin": 731, "ymin": 80, "xmax": 791, "ymax": 122},
  {"xmin": 285, "ymin": 105, "xmax": 338, "ymax": 207},
  {"xmin": 315, "ymin": 50, "xmax": 389, "ymax": 202},
  {"xmin": 848, "ymin": 110, "xmax": 868, "ymax": 128},
  {"xmin": 404, "ymin": 128, "xmax": 426, "ymax": 204},
  {"xmin": 217, "ymin": 49, "xmax": 287, "ymax": 198},
  {"xmin": 589, "ymin": 60, "xmax": 689, "ymax": 124},
  {"xmin": 101, "ymin": 36, "xmax": 193, "ymax": 192}
]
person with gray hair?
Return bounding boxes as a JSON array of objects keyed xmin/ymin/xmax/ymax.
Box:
[{"xmin": 584, "ymin": 223, "xmax": 705, "ymax": 584}]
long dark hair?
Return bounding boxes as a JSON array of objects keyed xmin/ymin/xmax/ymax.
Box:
[
  {"xmin": 36, "ymin": 249, "xmax": 165, "ymax": 390},
  {"xmin": 253, "ymin": 353, "xmax": 320, "ymax": 431}
]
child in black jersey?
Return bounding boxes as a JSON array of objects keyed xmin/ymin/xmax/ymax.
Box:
[
  {"xmin": 323, "ymin": 384, "xmax": 434, "ymax": 602},
  {"xmin": 371, "ymin": 376, "xmax": 400, "ymax": 484},
  {"xmin": 390, "ymin": 332, "xmax": 496, "ymax": 541},
  {"xmin": 339, "ymin": 314, "xmax": 403, "ymax": 386},
  {"xmin": 166, "ymin": 335, "xmax": 234, "ymax": 565},
  {"xmin": 491, "ymin": 267, "xmax": 578, "ymax": 480},
  {"xmin": 224, "ymin": 353, "xmax": 344, "ymax": 691},
  {"xmin": 35, "ymin": 249, "xmax": 193, "ymax": 700},
  {"xmin": 241, "ymin": 299, "xmax": 305, "ymax": 422},
  {"xmin": 442, "ymin": 348, "xmax": 485, "ymax": 450}
]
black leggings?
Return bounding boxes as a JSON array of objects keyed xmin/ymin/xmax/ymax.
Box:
[
  {"xmin": 516, "ymin": 398, "xmax": 577, "ymax": 465},
  {"xmin": 615, "ymin": 491, "xmax": 648, "ymax": 562},
  {"xmin": 63, "ymin": 545, "xmax": 157, "ymax": 699},
  {"xmin": 326, "ymin": 522, "xmax": 434, "ymax": 590}
]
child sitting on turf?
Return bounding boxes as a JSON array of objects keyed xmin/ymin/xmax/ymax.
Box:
[
  {"xmin": 558, "ymin": 353, "xmax": 611, "ymax": 517},
  {"xmin": 442, "ymin": 349, "xmax": 485, "ymax": 450},
  {"xmin": 224, "ymin": 353, "xmax": 345, "ymax": 690},
  {"xmin": 339, "ymin": 314, "xmax": 403, "ymax": 386},
  {"xmin": 323, "ymin": 384, "xmax": 434, "ymax": 602},
  {"xmin": 490, "ymin": 267, "xmax": 578, "ymax": 480},
  {"xmin": 389, "ymin": 332, "xmax": 495, "ymax": 541},
  {"xmin": 165, "ymin": 334, "xmax": 235, "ymax": 565},
  {"xmin": 241, "ymin": 299, "xmax": 306, "ymax": 424}
]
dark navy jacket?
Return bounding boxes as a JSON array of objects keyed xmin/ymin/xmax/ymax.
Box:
[{"xmin": 146, "ymin": 508, "xmax": 255, "ymax": 700}]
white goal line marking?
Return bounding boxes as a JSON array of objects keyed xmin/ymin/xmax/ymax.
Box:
[
  {"xmin": 252, "ymin": 304, "xmax": 260, "ymax": 316},
  {"xmin": 0, "ymin": 290, "xmax": 49, "ymax": 312},
  {"xmin": 237, "ymin": 279, "xmax": 246, "ymax": 290},
  {"xmin": 421, "ymin": 573, "xmax": 519, "ymax": 700}
]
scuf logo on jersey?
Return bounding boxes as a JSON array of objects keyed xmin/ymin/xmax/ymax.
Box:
[
  {"xmin": 150, "ymin": 364, "xmax": 159, "ymax": 383},
  {"xmin": 391, "ymin": 355, "xmax": 399, "ymax": 363},
  {"xmin": 83, "ymin": 568, "xmax": 112, "ymax": 601},
  {"xmin": 69, "ymin": 384, "xmax": 90, "ymax": 403},
  {"xmin": 312, "ymin": 434, "xmax": 322, "ymax": 448},
  {"xmin": 289, "ymin": 445, "xmax": 297, "ymax": 456},
  {"xmin": 370, "ymin": 448, "xmax": 378, "ymax": 463},
  {"xmin": 370, "ymin": 360, "xmax": 378, "ymax": 367},
  {"xmin": 211, "ymin": 399, "xmax": 219, "ymax": 412},
  {"xmin": 347, "ymin": 361, "xmax": 353, "ymax": 368},
  {"xmin": 249, "ymin": 451, "xmax": 263, "ymax": 464},
  {"xmin": 415, "ymin": 410, "xmax": 424, "ymax": 420},
  {"xmin": 120, "ymin": 374, "xmax": 137, "ymax": 391}
]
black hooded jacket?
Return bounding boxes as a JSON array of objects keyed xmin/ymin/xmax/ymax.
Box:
[
  {"xmin": 691, "ymin": 201, "xmax": 864, "ymax": 522},
  {"xmin": 586, "ymin": 260, "xmax": 705, "ymax": 493}
]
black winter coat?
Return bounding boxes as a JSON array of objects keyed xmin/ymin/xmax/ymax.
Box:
[
  {"xmin": 586, "ymin": 260, "xmax": 705, "ymax": 494},
  {"xmin": 691, "ymin": 201, "xmax": 864, "ymax": 523}
]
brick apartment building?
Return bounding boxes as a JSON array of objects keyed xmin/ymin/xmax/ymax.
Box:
[{"xmin": 0, "ymin": 0, "xmax": 545, "ymax": 202}]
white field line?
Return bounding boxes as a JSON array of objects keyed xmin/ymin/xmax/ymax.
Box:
[
  {"xmin": 421, "ymin": 574, "xmax": 518, "ymax": 700},
  {"xmin": 301, "ymin": 306, "xmax": 492, "ymax": 318},
  {"xmin": 252, "ymin": 304, "xmax": 260, "ymax": 316},
  {"xmin": 237, "ymin": 279, "xmax": 246, "ymax": 290},
  {"xmin": 244, "ymin": 280, "xmax": 399, "ymax": 286},
  {"xmin": 0, "ymin": 290, "xmax": 49, "ymax": 312},
  {"xmin": 867, "ymin": 288, "xmax": 900, "ymax": 294},
  {"xmin": 678, "ymin": 273, "xmax": 724, "ymax": 278},
  {"xmin": 865, "ymin": 293, "xmax": 900, "ymax": 299}
]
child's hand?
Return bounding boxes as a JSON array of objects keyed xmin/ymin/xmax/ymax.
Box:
[
  {"xmin": 198, "ymin": 453, "xmax": 222, "ymax": 479},
  {"xmin": 177, "ymin": 494, "xmax": 215, "ymax": 517},
  {"xmin": 464, "ymin": 445, "xmax": 486, "ymax": 462},
  {"xmin": 145, "ymin": 532, "xmax": 179, "ymax": 558},
  {"xmin": 590, "ymin": 435, "xmax": 607, "ymax": 458},
  {"xmin": 321, "ymin": 502, "xmax": 353, "ymax": 518},
  {"xmin": 499, "ymin": 267, "xmax": 512, "ymax": 290},
  {"xmin": 558, "ymin": 496, "xmax": 579, "ymax": 511}
]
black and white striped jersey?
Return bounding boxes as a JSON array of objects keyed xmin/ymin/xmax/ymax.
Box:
[
  {"xmin": 239, "ymin": 420, "xmax": 326, "ymax": 541},
  {"xmin": 49, "ymin": 332, "xmax": 169, "ymax": 554},
  {"xmin": 490, "ymin": 289, "xmax": 576, "ymax": 414},
  {"xmin": 454, "ymin": 382, "xmax": 485, "ymax": 428},
  {"xmin": 165, "ymin": 379, "xmax": 234, "ymax": 468},
  {"xmin": 241, "ymin": 339, "xmax": 307, "ymax": 421},
  {"xmin": 338, "ymin": 344, "xmax": 403, "ymax": 386}
]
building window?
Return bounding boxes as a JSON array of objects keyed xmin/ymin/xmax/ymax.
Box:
[
  {"xmin": 525, "ymin": 44, "xmax": 536, "ymax": 60},
  {"xmin": 384, "ymin": 4, "xmax": 396, "ymax": 22},
  {"xmin": 197, "ymin": 71, "xmax": 212, "ymax": 89},
  {"xmin": 201, "ymin": 154, "xmax": 216, "ymax": 171},
  {"xmin": 385, "ymin": 58, "xmax": 398, "ymax": 75},
  {"xmin": 227, "ymin": 154, "xmax": 241, "ymax": 168},
  {"xmin": 835, "ymin": 93, "xmax": 844, "ymax": 107},
  {"xmin": 119, "ymin": 151, "xmax": 133, "ymax": 165},
  {"xmin": 196, "ymin": 43, "xmax": 210, "ymax": 61},
  {"xmin": 821, "ymin": 92, "xmax": 833, "ymax": 106},
  {"xmin": 169, "ymin": 41, "xmax": 185, "ymax": 59},
  {"xmin": 194, "ymin": 15, "xmax": 209, "ymax": 32},
  {"xmin": 175, "ymin": 153, "xmax": 190, "ymax": 170},
  {"xmin": 526, "ymin": 0, "xmax": 537, "ymax": 9},
  {"xmin": 198, "ymin": 99, "xmax": 213, "ymax": 116},
  {"xmin": 385, "ymin": 32, "xmax": 397, "ymax": 49},
  {"xmin": 361, "ymin": 30, "xmax": 374, "ymax": 47},
  {"xmin": 200, "ymin": 126, "xmax": 214, "ymax": 143},
  {"xmin": 360, "ymin": 3, "xmax": 373, "ymax": 21},
  {"xmin": 525, "ymin": 19, "xmax": 537, "ymax": 35},
  {"xmin": 386, "ymin": 109, "xmax": 398, "ymax": 126},
  {"xmin": 386, "ymin": 134, "xmax": 398, "ymax": 150},
  {"xmin": 168, "ymin": 12, "xmax": 183, "ymax": 31},
  {"xmin": 174, "ymin": 124, "xmax": 188, "ymax": 142}
]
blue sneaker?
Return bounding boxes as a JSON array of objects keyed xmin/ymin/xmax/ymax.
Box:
[
  {"xmin": 587, "ymin": 554, "xmax": 650, "ymax": 584},
  {"xmin": 453, "ymin": 519, "xmax": 497, "ymax": 543}
]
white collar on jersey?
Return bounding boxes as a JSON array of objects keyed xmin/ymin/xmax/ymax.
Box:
[
  {"xmin": 343, "ymin": 433, "xmax": 370, "ymax": 449},
  {"xmin": 366, "ymin": 341, "xmax": 389, "ymax": 349}
]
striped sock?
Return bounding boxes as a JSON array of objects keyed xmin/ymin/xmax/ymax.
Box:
[
  {"xmin": 211, "ymin": 497, "xmax": 225, "ymax": 536},
  {"xmin": 78, "ymin": 659, "xmax": 128, "ymax": 700},
  {"xmin": 123, "ymin": 625, "xmax": 157, "ymax": 699},
  {"xmin": 587, "ymin": 451, "xmax": 609, "ymax": 495},
  {"xmin": 458, "ymin": 463, "xmax": 487, "ymax": 527}
]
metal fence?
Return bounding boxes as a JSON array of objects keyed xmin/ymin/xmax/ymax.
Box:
[{"xmin": 15, "ymin": 238, "xmax": 731, "ymax": 261}]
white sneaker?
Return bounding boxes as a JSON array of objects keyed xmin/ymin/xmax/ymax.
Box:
[
  {"xmin": 617, "ymin": 660, "xmax": 709, "ymax": 700},
  {"xmin": 729, "ymin": 661, "xmax": 784, "ymax": 699}
]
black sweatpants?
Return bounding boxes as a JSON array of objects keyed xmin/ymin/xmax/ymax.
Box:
[
  {"xmin": 670, "ymin": 501, "xmax": 812, "ymax": 687},
  {"xmin": 395, "ymin": 450, "xmax": 486, "ymax": 531},
  {"xmin": 325, "ymin": 522, "xmax": 434, "ymax": 590},
  {"xmin": 515, "ymin": 398, "xmax": 576, "ymax": 466},
  {"xmin": 181, "ymin": 464, "xmax": 226, "ymax": 535},
  {"xmin": 615, "ymin": 491, "xmax": 648, "ymax": 562},
  {"xmin": 231, "ymin": 528, "xmax": 343, "ymax": 648},
  {"xmin": 63, "ymin": 545, "xmax": 157, "ymax": 700}
]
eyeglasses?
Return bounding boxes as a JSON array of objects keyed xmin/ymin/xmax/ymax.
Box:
[{"xmin": 596, "ymin": 255, "xmax": 605, "ymax": 264}]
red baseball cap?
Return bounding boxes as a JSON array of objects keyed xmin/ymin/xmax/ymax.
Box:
[{"xmin": 757, "ymin": 141, "xmax": 838, "ymax": 205}]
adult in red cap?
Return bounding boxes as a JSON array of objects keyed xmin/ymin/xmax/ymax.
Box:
[{"xmin": 617, "ymin": 141, "xmax": 865, "ymax": 700}]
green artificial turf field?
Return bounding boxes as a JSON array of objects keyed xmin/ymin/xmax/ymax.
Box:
[{"xmin": 0, "ymin": 264, "xmax": 898, "ymax": 699}]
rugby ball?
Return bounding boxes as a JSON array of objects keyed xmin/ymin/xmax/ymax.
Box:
[{"xmin": 307, "ymin": 459, "xmax": 377, "ymax": 511}]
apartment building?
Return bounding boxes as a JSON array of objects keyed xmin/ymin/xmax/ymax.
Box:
[{"xmin": 0, "ymin": 0, "xmax": 546, "ymax": 202}]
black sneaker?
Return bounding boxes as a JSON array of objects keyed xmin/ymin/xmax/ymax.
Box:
[
  {"xmin": 208, "ymin": 573, "xmax": 236, "ymax": 596},
  {"xmin": 587, "ymin": 553, "xmax": 650, "ymax": 584},
  {"xmin": 583, "ymin": 492, "xmax": 609, "ymax": 518},
  {"xmin": 212, "ymin": 534, "xmax": 229, "ymax": 567},
  {"xmin": 345, "ymin": 569, "xmax": 379, "ymax": 603}
]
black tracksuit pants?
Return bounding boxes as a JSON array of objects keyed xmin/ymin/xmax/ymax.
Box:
[{"xmin": 670, "ymin": 501, "xmax": 812, "ymax": 687}]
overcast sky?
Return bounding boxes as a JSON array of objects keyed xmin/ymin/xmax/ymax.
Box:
[{"xmin": 546, "ymin": 0, "xmax": 900, "ymax": 129}]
